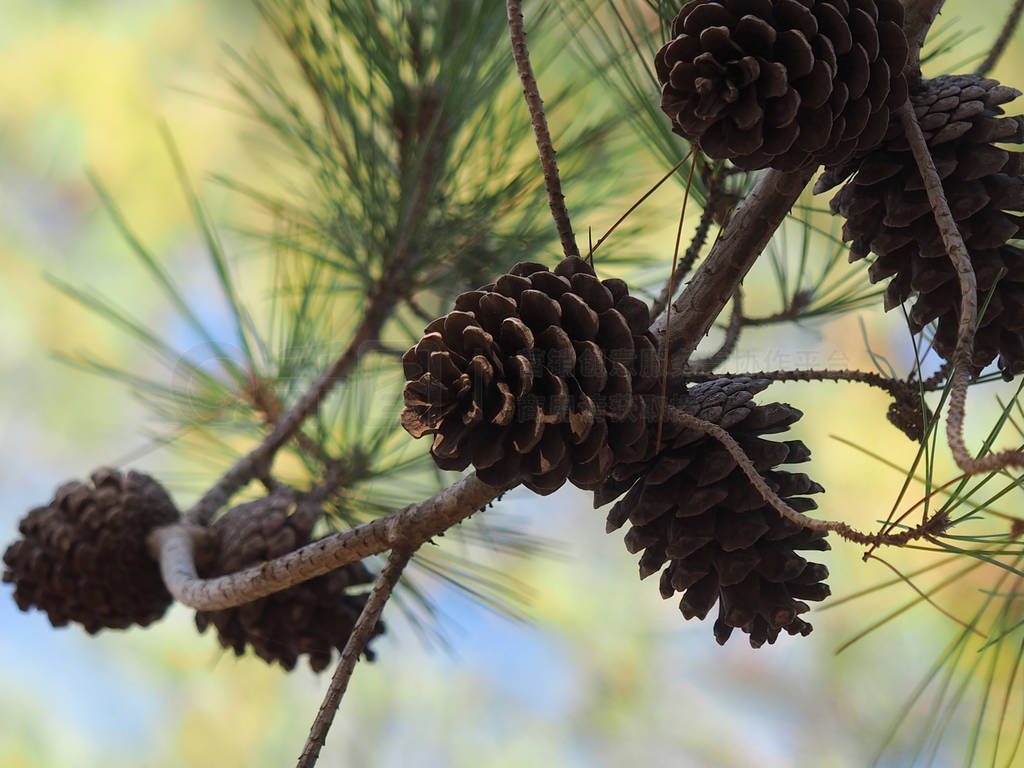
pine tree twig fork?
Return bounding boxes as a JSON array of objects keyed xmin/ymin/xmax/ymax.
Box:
[
  {"xmin": 186, "ymin": 279, "xmax": 409, "ymax": 526},
  {"xmin": 187, "ymin": 97, "xmax": 442, "ymax": 526}
]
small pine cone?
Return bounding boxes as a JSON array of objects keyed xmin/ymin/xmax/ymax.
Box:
[
  {"xmin": 820, "ymin": 74, "xmax": 1024, "ymax": 378},
  {"xmin": 194, "ymin": 500, "xmax": 382, "ymax": 673},
  {"xmin": 656, "ymin": 0, "xmax": 909, "ymax": 171},
  {"xmin": 596, "ymin": 378, "xmax": 830, "ymax": 648},
  {"xmin": 886, "ymin": 390, "xmax": 931, "ymax": 441},
  {"xmin": 401, "ymin": 255, "xmax": 659, "ymax": 495},
  {"xmin": 2, "ymin": 468, "xmax": 179, "ymax": 634}
]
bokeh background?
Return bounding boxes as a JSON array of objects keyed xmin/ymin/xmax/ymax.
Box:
[{"xmin": 2, "ymin": 1, "xmax": 1023, "ymax": 766}]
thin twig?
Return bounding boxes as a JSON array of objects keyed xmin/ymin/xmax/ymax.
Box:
[
  {"xmin": 898, "ymin": 101, "xmax": 1024, "ymax": 474},
  {"xmin": 186, "ymin": 284, "xmax": 403, "ymax": 526},
  {"xmin": 650, "ymin": 178, "xmax": 720, "ymax": 320},
  {"xmin": 404, "ymin": 295, "xmax": 436, "ymax": 324},
  {"xmin": 689, "ymin": 288, "xmax": 743, "ymax": 372},
  {"xmin": 296, "ymin": 547, "xmax": 413, "ymax": 768},
  {"xmin": 920, "ymin": 359, "xmax": 952, "ymax": 390},
  {"xmin": 740, "ymin": 289, "xmax": 813, "ymax": 326},
  {"xmin": 673, "ymin": 367, "xmax": 914, "ymax": 397},
  {"xmin": 649, "ymin": 166, "xmax": 817, "ymax": 365},
  {"xmin": 663, "ymin": 406, "xmax": 948, "ymax": 546},
  {"xmin": 675, "ymin": 206, "xmax": 720, "ymax": 290},
  {"xmin": 655, "ymin": 153, "xmax": 698, "ymax": 451},
  {"xmin": 368, "ymin": 342, "xmax": 410, "ymax": 359},
  {"xmin": 506, "ymin": 0, "xmax": 577, "ymax": 258},
  {"xmin": 152, "ymin": 473, "xmax": 505, "ymax": 611},
  {"xmin": 188, "ymin": 79, "xmax": 443, "ymax": 527},
  {"xmin": 975, "ymin": 0, "xmax": 1024, "ymax": 77},
  {"xmin": 588, "ymin": 151, "xmax": 692, "ymax": 260}
]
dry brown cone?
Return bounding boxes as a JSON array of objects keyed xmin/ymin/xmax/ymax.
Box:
[
  {"xmin": 2, "ymin": 468, "xmax": 179, "ymax": 634},
  {"xmin": 402, "ymin": 255, "xmax": 659, "ymax": 494},
  {"xmin": 194, "ymin": 499, "xmax": 382, "ymax": 672},
  {"xmin": 886, "ymin": 388, "xmax": 932, "ymax": 441},
  {"xmin": 819, "ymin": 74, "xmax": 1024, "ymax": 378},
  {"xmin": 595, "ymin": 378, "xmax": 829, "ymax": 648},
  {"xmin": 656, "ymin": 0, "xmax": 909, "ymax": 171}
]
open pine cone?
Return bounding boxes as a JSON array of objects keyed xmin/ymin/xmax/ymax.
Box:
[
  {"xmin": 2, "ymin": 468, "xmax": 180, "ymax": 633},
  {"xmin": 596, "ymin": 377, "xmax": 830, "ymax": 648},
  {"xmin": 194, "ymin": 499, "xmax": 382, "ymax": 672},
  {"xmin": 656, "ymin": 0, "xmax": 909, "ymax": 171},
  {"xmin": 820, "ymin": 74, "xmax": 1024, "ymax": 377},
  {"xmin": 401, "ymin": 255, "xmax": 658, "ymax": 494}
]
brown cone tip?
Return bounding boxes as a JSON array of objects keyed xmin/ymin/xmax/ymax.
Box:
[
  {"xmin": 656, "ymin": 0, "xmax": 909, "ymax": 171},
  {"xmin": 194, "ymin": 500, "xmax": 382, "ymax": 673},
  {"xmin": 400, "ymin": 256, "xmax": 659, "ymax": 495},
  {"xmin": 886, "ymin": 390, "xmax": 932, "ymax": 442},
  {"xmin": 2, "ymin": 468, "xmax": 180, "ymax": 634},
  {"xmin": 597, "ymin": 378, "xmax": 830, "ymax": 648},
  {"xmin": 824, "ymin": 74, "xmax": 1024, "ymax": 378}
]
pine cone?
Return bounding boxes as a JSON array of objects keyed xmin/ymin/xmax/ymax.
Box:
[
  {"xmin": 2, "ymin": 468, "xmax": 179, "ymax": 633},
  {"xmin": 886, "ymin": 389, "xmax": 932, "ymax": 441},
  {"xmin": 596, "ymin": 378, "xmax": 830, "ymax": 648},
  {"xmin": 820, "ymin": 74, "xmax": 1024, "ymax": 377},
  {"xmin": 401, "ymin": 255, "xmax": 659, "ymax": 494},
  {"xmin": 194, "ymin": 499, "xmax": 382, "ymax": 672},
  {"xmin": 656, "ymin": 0, "xmax": 909, "ymax": 171}
]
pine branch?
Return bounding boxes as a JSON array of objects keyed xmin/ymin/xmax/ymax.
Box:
[
  {"xmin": 188, "ymin": 90, "xmax": 444, "ymax": 526},
  {"xmin": 903, "ymin": 0, "xmax": 950, "ymax": 78},
  {"xmin": 151, "ymin": 474, "xmax": 505, "ymax": 611},
  {"xmin": 676, "ymin": 367, "xmax": 914, "ymax": 397},
  {"xmin": 506, "ymin": 0, "xmax": 578, "ymax": 258},
  {"xmin": 920, "ymin": 360, "xmax": 952, "ymax": 390},
  {"xmin": 296, "ymin": 547, "xmax": 413, "ymax": 768},
  {"xmin": 739, "ymin": 290, "xmax": 813, "ymax": 326},
  {"xmin": 186, "ymin": 283, "xmax": 404, "ymax": 525},
  {"xmin": 974, "ymin": 0, "xmax": 1024, "ymax": 77}
]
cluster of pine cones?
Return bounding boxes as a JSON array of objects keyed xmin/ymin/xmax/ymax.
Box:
[
  {"xmin": 5, "ymin": 2, "xmax": 1021, "ymax": 659},
  {"xmin": 401, "ymin": 254, "xmax": 832, "ymax": 646},
  {"xmin": 401, "ymin": 1, "xmax": 1023, "ymax": 646},
  {"xmin": 2, "ymin": 470, "xmax": 381, "ymax": 672},
  {"xmin": 657, "ymin": 0, "xmax": 1024, "ymax": 377}
]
